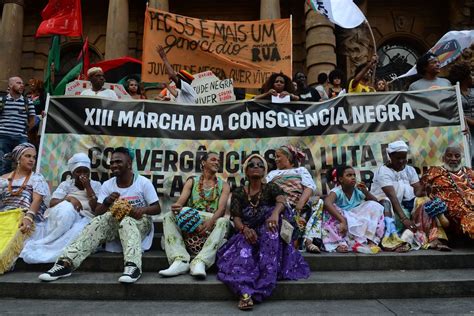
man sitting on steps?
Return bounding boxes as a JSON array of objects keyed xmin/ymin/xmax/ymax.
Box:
[
  {"xmin": 39, "ymin": 147, "xmax": 160, "ymax": 284},
  {"xmin": 159, "ymin": 151, "xmax": 230, "ymax": 279}
]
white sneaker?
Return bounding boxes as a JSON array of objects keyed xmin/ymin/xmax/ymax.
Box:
[
  {"xmin": 158, "ymin": 260, "xmax": 189, "ymax": 277},
  {"xmin": 190, "ymin": 261, "xmax": 206, "ymax": 279}
]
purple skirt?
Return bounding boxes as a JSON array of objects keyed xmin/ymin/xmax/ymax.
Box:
[{"xmin": 216, "ymin": 205, "xmax": 310, "ymax": 302}]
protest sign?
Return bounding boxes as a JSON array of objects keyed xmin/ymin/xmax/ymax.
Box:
[
  {"xmin": 191, "ymin": 71, "xmax": 235, "ymax": 104},
  {"xmin": 141, "ymin": 7, "xmax": 292, "ymax": 88},
  {"xmin": 398, "ymin": 30, "xmax": 474, "ymax": 79},
  {"xmin": 39, "ymin": 88, "xmax": 467, "ymax": 212},
  {"xmin": 64, "ymin": 80, "xmax": 131, "ymax": 99}
]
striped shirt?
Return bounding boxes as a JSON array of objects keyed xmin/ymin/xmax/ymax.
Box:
[{"xmin": 0, "ymin": 94, "xmax": 35, "ymax": 137}]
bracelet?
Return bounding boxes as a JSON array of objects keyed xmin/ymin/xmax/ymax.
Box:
[
  {"xmin": 26, "ymin": 210, "xmax": 36, "ymax": 218},
  {"xmin": 88, "ymin": 194, "xmax": 97, "ymax": 200},
  {"xmin": 23, "ymin": 216, "xmax": 34, "ymax": 223}
]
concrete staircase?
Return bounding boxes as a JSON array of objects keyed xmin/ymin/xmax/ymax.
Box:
[{"xmin": 1, "ymin": 222, "xmax": 474, "ymax": 301}]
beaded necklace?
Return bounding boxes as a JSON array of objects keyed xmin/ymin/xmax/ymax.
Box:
[
  {"xmin": 7, "ymin": 170, "xmax": 32, "ymax": 196},
  {"xmin": 197, "ymin": 175, "xmax": 218, "ymax": 212},
  {"xmin": 443, "ymin": 167, "xmax": 474, "ymax": 205},
  {"xmin": 246, "ymin": 183, "xmax": 263, "ymax": 210}
]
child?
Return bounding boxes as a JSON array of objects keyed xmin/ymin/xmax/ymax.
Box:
[{"xmin": 322, "ymin": 165, "xmax": 385, "ymax": 253}]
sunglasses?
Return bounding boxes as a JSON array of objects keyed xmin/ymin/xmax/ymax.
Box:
[{"xmin": 248, "ymin": 162, "xmax": 265, "ymax": 169}]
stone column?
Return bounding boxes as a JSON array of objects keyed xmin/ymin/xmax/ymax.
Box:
[
  {"xmin": 336, "ymin": 0, "xmax": 371, "ymax": 79},
  {"xmin": 304, "ymin": 2, "xmax": 336, "ymax": 86},
  {"xmin": 449, "ymin": 0, "xmax": 472, "ymax": 30},
  {"xmin": 0, "ymin": 0, "xmax": 25, "ymax": 90},
  {"xmin": 260, "ymin": 0, "xmax": 280, "ymax": 20},
  {"xmin": 149, "ymin": 0, "xmax": 169, "ymax": 11},
  {"xmin": 105, "ymin": 0, "xmax": 129, "ymax": 60}
]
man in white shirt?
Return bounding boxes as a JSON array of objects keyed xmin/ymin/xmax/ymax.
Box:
[
  {"xmin": 80, "ymin": 67, "xmax": 118, "ymax": 100},
  {"xmin": 156, "ymin": 45, "xmax": 197, "ymax": 104},
  {"xmin": 39, "ymin": 147, "xmax": 161, "ymax": 284}
]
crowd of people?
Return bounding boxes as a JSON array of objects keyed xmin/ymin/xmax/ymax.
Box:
[
  {"xmin": 0, "ymin": 49, "xmax": 472, "ymax": 310},
  {"xmin": 0, "ymin": 140, "xmax": 472, "ymax": 310}
]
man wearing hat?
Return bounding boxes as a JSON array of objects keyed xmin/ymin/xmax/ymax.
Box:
[
  {"xmin": 156, "ymin": 45, "xmax": 197, "ymax": 104},
  {"xmin": 80, "ymin": 67, "xmax": 118, "ymax": 100},
  {"xmin": 370, "ymin": 140, "xmax": 426, "ymax": 251}
]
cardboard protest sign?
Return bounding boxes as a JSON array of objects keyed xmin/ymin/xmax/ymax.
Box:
[
  {"xmin": 64, "ymin": 80, "xmax": 131, "ymax": 99},
  {"xmin": 191, "ymin": 71, "xmax": 235, "ymax": 104},
  {"xmin": 142, "ymin": 7, "xmax": 292, "ymax": 88}
]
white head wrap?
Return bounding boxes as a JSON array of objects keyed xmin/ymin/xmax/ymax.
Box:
[
  {"xmin": 387, "ymin": 140, "xmax": 409, "ymax": 154},
  {"xmin": 67, "ymin": 153, "xmax": 91, "ymax": 173},
  {"xmin": 87, "ymin": 67, "xmax": 103, "ymax": 77},
  {"xmin": 243, "ymin": 154, "xmax": 268, "ymax": 175}
]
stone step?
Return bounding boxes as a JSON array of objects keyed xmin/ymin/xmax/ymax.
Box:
[
  {"xmin": 1, "ymin": 270, "xmax": 473, "ymax": 300},
  {"xmin": 13, "ymin": 248, "xmax": 474, "ymax": 272}
]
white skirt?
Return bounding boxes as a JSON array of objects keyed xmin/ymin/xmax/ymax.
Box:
[{"xmin": 20, "ymin": 201, "xmax": 91, "ymax": 264}]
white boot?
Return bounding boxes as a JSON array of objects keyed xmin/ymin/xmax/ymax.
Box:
[
  {"xmin": 190, "ymin": 261, "xmax": 206, "ymax": 279},
  {"xmin": 158, "ymin": 260, "xmax": 189, "ymax": 277}
]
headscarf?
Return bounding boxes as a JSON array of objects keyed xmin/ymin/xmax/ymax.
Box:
[
  {"xmin": 279, "ymin": 145, "xmax": 306, "ymax": 166},
  {"xmin": 4, "ymin": 142, "xmax": 36, "ymax": 162},
  {"xmin": 386, "ymin": 140, "xmax": 409, "ymax": 154},
  {"xmin": 67, "ymin": 153, "xmax": 91, "ymax": 173},
  {"xmin": 243, "ymin": 154, "xmax": 268, "ymax": 176},
  {"xmin": 87, "ymin": 67, "xmax": 103, "ymax": 77}
]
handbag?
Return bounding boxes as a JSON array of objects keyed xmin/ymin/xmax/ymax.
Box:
[
  {"xmin": 183, "ymin": 231, "xmax": 208, "ymax": 255},
  {"xmin": 280, "ymin": 218, "xmax": 294, "ymax": 244}
]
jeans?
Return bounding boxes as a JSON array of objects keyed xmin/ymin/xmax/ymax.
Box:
[{"xmin": 0, "ymin": 134, "xmax": 28, "ymax": 175}]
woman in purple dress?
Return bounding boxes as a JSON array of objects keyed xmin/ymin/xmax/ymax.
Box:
[{"xmin": 216, "ymin": 154, "xmax": 310, "ymax": 310}]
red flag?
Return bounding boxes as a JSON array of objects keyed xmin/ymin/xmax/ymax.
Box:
[
  {"xmin": 77, "ymin": 37, "xmax": 90, "ymax": 78},
  {"xmin": 35, "ymin": 0, "xmax": 82, "ymax": 37},
  {"xmin": 90, "ymin": 57, "xmax": 142, "ymax": 83}
]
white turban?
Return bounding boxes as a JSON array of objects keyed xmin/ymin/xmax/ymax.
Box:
[
  {"xmin": 67, "ymin": 153, "xmax": 91, "ymax": 173},
  {"xmin": 87, "ymin": 67, "xmax": 103, "ymax": 77},
  {"xmin": 387, "ymin": 140, "xmax": 409, "ymax": 154}
]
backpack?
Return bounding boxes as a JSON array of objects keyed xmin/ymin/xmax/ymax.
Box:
[{"xmin": 0, "ymin": 95, "xmax": 29, "ymax": 115}]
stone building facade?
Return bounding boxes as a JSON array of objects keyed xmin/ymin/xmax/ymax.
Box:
[{"xmin": 0, "ymin": 0, "xmax": 472, "ymax": 91}]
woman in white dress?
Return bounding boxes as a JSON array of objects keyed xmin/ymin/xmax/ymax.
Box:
[{"xmin": 21, "ymin": 153, "xmax": 101, "ymax": 263}]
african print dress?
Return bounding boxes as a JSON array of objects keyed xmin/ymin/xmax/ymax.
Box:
[
  {"xmin": 422, "ymin": 166, "xmax": 474, "ymax": 239},
  {"xmin": 265, "ymin": 167, "xmax": 322, "ymax": 245},
  {"xmin": 217, "ymin": 183, "xmax": 310, "ymax": 302}
]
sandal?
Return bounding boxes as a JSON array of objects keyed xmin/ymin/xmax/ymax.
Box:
[
  {"xmin": 238, "ymin": 294, "xmax": 254, "ymax": 310},
  {"xmin": 305, "ymin": 240, "xmax": 321, "ymax": 254},
  {"xmin": 336, "ymin": 244, "xmax": 349, "ymax": 253},
  {"xmin": 435, "ymin": 244, "xmax": 452, "ymax": 252},
  {"xmin": 431, "ymin": 240, "xmax": 452, "ymax": 252},
  {"xmin": 394, "ymin": 243, "xmax": 410, "ymax": 253}
]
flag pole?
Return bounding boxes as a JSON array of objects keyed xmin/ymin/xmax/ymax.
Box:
[{"xmin": 364, "ymin": 19, "xmax": 377, "ymax": 86}]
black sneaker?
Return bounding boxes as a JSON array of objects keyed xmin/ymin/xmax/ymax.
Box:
[
  {"xmin": 118, "ymin": 262, "xmax": 141, "ymax": 283},
  {"xmin": 38, "ymin": 261, "xmax": 72, "ymax": 282}
]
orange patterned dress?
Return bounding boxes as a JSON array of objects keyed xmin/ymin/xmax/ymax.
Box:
[{"xmin": 422, "ymin": 166, "xmax": 474, "ymax": 239}]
